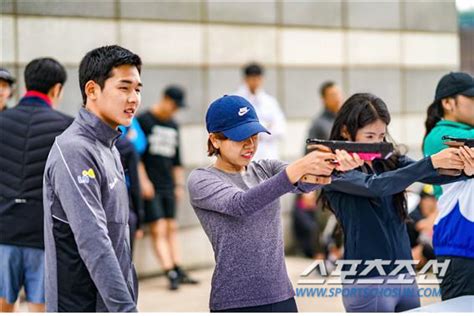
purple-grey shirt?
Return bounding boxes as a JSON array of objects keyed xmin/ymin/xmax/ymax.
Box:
[{"xmin": 187, "ymin": 159, "xmax": 320, "ymax": 310}]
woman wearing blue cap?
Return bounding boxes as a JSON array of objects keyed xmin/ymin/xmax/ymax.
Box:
[{"xmin": 187, "ymin": 95, "xmax": 363, "ymax": 312}]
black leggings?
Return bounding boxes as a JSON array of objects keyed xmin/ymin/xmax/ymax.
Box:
[{"xmin": 211, "ymin": 297, "xmax": 298, "ymax": 313}]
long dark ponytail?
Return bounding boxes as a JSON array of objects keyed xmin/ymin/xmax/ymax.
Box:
[
  {"xmin": 423, "ymin": 100, "xmax": 444, "ymax": 150},
  {"xmin": 318, "ymin": 93, "xmax": 408, "ymax": 222}
]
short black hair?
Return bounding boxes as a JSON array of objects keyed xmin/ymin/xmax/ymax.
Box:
[
  {"xmin": 24, "ymin": 58, "xmax": 67, "ymax": 94},
  {"xmin": 79, "ymin": 45, "xmax": 142, "ymax": 104},
  {"xmin": 320, "ymin": 81, "xmax": 336, "ymax": 98},
  {"xmin": 164, "ymin": 85, "xmax": 186, "ymax": 108},
  {"xmin": 243, "ymin": 62, "xmax": 264, "ymax": 77}
]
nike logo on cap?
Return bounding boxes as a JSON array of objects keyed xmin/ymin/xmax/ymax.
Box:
[{"xmin": 238, "ymin": 107, "xmax": 250, "ymax": 116}]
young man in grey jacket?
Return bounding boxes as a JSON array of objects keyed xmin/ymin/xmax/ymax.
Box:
[{"xmin": 43, "ymin": 45, "xmax": 143, "ymax": 312}]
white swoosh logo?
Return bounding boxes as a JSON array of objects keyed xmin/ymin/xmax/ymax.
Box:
[{"xmin": 238, "ymin": 107, "xmax": 249, "ymax": 116}]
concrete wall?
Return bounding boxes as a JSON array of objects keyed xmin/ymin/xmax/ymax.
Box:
[
  {"xmin": 460, "ymin": 28, "xmax": 474, "ymax": 73},
  {"xmin": 0, "ymin": 0, "xmax": 460, "ymax": 274}
]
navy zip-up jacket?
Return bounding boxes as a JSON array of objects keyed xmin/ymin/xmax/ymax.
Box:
[
  {"xmin": 0, "ymin": 95, "xmax": 72, "ymax": 249},
  {"xmin": 43, "ymin": 108, "xmax": 137, "ymax": 312},
  {"xmin": 324, "ymin": 156, "xmax": 467, "ymax": 278}
]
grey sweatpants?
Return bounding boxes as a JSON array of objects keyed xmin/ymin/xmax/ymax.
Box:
[{"xmin": 342, "ymin": 274, "xmax": 421, "ymax": 312}]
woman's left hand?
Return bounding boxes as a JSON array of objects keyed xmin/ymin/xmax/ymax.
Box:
[
  {"xmin": 334, "ymin": 150, "xmax": 364, "ymax": 172},
  {"xmin": 459, "ymin": 146, "xmax": 474, "ymax": 176}
]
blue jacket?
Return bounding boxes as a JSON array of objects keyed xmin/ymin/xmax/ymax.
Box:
[{"xmin": 324, "ymin": 156, "xmax": 467, "ymax": 278}]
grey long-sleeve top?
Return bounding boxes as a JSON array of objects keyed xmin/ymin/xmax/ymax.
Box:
[{"xmin": 187, "ymin": 159, "xmax": 320, "ymax": 311}]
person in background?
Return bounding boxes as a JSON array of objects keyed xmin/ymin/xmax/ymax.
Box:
[
  {"xmin": 118, "ymin": 118, "xmax": 148, "ymax": 252},
  {"xmin": 116, "ymin": 131, "xmax": 144, "ymax": 253},
  {"xmin": 307, "ymin": 81, "xmax": 344, "ymax": 141},
  {"xmin": 294, "ymin": 81, "xmax": 344, "ymax": 263},
  {"xmin": 138, "ymin": 85, "xmax": 198, "ymax": 291},
  {"xmin": 235, "ymin": 62, "xmax": 286, "ymax": 160},
  {"xmin": 406, "ymin": 185, "xmax": 438, "ymax": 269},
  {"xmin": 0, "ymin": 68, "xmax": 15, "ymax": 111},
  {"xmin": 122, "ymin": 117, "xmax": 147, "ymax": 156},
  {"xmin": 292, "ymin": 187, "xmax": 318, "ymax": 259},
  {"xmin": 0, "ymin": 58, "xmax": 72, "ymax": 312}
]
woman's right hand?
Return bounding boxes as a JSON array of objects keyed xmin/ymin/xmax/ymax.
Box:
[
  {"xmin": 334, "ymin": 150, "xmax": 364, "ymax": 172},
  {"xmin": 430, "ymin": 147, "xmax": 464, "ymax": 170},
  {"xmin": 286, "ymin": 145, "xmax": 337, "ymax": 184}
]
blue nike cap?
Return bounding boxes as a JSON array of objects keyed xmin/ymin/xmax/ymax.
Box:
[{"xmin": 205, "ymin": 95, "xmax": 270, "ymax": 142}]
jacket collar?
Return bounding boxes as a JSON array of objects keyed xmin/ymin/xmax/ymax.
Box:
[
  {"xmin": 19, "ymin": 91, "xmax": 52, "ymax": 108},
  {"xmin": 436, "ymin": 119, "xmax": 473, "ymax": 130},
  {"xmin": 76, "ymin": 107, "xmax": 121, "ymax": 148}
]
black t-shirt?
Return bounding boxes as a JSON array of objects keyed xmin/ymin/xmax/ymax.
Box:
[{"xmin": 138, "ymin": 111, "xmax": 181, "ymax": 193}]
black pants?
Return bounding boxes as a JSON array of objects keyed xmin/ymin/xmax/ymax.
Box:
[
  {"xmin": 438, "ymin": 256, "xmax": 474, "ymax": 300},
  {"xmin": 211, "ymin": 298, "xmax": 298, "ymax": 313}
]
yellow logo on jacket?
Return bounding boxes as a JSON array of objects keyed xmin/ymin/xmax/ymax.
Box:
[
  {"xmin": 82, "ymin": 168, "xmax": 96, "ymax": 179},
  {"xmin": 78, "ymin": 168, "xmax": 96, "ymax": 184}
]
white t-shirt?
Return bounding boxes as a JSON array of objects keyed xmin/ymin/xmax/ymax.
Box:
[{"xmin": 234, "ymin": 85, "xmax": 286, "ymax": 160}]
